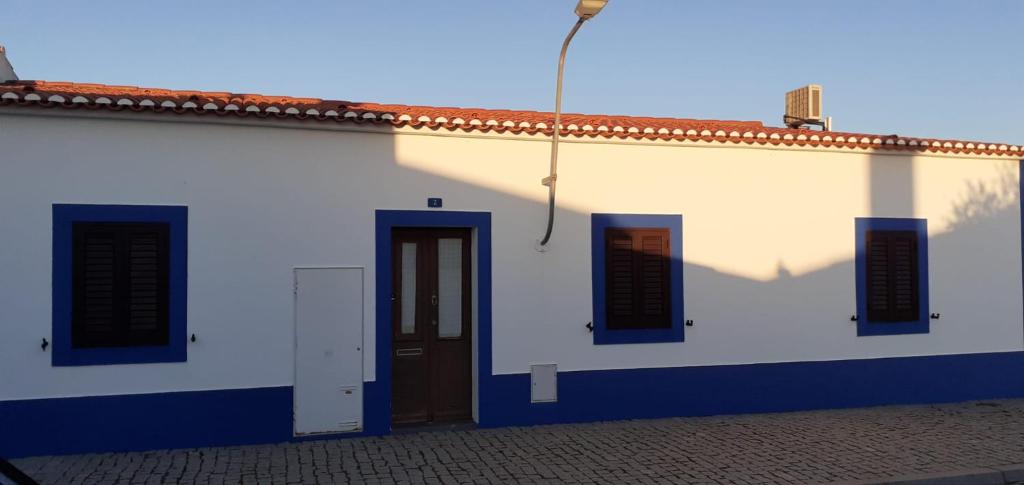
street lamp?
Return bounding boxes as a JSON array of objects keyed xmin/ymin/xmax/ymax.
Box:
[{"xmin": 538, "ymin": 0, "xmax": 608, "ymax": 248}]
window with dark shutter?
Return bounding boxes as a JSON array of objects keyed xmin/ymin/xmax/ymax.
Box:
[
  {"xmin": 865, "ymin": 230, "xmax": 919, "ymax": 322},
  {"xmin": 604, "ymin": 228, "xmax": 671, "ymax": 330},
  {"xmin": 71, "ymin": 222, "xmax": 170, "ymax": 348}
]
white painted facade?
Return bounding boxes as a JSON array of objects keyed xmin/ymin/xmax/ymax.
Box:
[{"xmin": 0, "ymin": 109, "xmax": 1021, "ymax": 403}]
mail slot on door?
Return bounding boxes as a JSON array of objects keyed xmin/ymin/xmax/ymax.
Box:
[
  {"xmin": 340, "ymin": 386, "xmax": 357, "ymax": 395},
  {"xmin": 396, "ymin": 348, "xmax": 423, "ymax": 357}
]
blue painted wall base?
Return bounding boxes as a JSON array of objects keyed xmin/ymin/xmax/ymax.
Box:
[
  {"xmin": 481, "ymin": 351, "xmax": 1024, "ymax": 427},
  {"xmin": 6, "ymin": 351, "xmax": 1024, "ymax": 458},
  {"xmin": 0, "ymin": 386, "xmax": 294, "ymax": 458}
]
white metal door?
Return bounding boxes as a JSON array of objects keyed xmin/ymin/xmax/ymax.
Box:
[{"xmin": 294, "ymin": 267, "xmax": 363, "ymax": 435}]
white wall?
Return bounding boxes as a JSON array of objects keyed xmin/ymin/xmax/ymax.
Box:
[{"xmin": 1, "ymin": 112, "xmax": 1020, "ymax": 401}]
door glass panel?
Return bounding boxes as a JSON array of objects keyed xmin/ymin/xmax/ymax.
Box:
[
  {"xmin": 400, "ymin": 242, "xmax": 417, "ymax": 335},
  {"xmin": 437, "ymin": 238, "xmax": 463, "ymax": 338}
]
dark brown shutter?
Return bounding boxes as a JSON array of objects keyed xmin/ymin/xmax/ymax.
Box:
[
  {"xmin": 73, "ymin": 227, "xmax": 118, "ymax": 345},
  {"xmin": 72, "ymin": 222, "xmax": 170, "ymax": 348},
  {"xmin": 866, "ymin": 230, "xmax": 919, "ymax": 322},
  {"xmin": 605, "ymin": 228, "xmax": 671, "ymax": 329},
  {"xmin": 606, "ymin": 231, "xmax": 635, "ymax": 326},
  {"xmin": 124, "ymin": 225, "xmax": 170, "ymax": 343}
]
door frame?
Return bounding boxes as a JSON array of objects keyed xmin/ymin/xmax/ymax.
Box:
[{"xmin": 373, "ymin": 210, "xmax": 492, "ymax": 432}]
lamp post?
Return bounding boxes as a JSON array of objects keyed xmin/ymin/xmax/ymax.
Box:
[{"xmin": 538, "ymin": 0, "xmax": 608, "ymax": 248}]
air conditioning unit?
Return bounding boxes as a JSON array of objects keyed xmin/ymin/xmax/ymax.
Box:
[{"xmin": 784, "ymin": 84, "xmax": 830, "ymax": 130}]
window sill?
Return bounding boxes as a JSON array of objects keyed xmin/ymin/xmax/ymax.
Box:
[
  {"xmin": 53, "ymin": 346, "xmax": 186, "ymax": 367},
  {"xmin": 857, "ymin": 319, "xmax": 929, "ymax": 337},
  {"xmin": 594, "ymin": 327, "xmax": 684, "ymax": 345}
]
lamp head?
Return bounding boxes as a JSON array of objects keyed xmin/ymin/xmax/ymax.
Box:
[{"xmin": 575, "ymin": 0, "xmax": 608, "ymax": 20}]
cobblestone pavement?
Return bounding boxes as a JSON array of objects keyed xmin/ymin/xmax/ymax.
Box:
[{"xmin": 13, "ymin": 399, "xmax": 1024, "ymax": 484}]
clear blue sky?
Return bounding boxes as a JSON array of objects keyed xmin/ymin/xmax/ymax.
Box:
[{"xmin": 2, "ymin": 1, "xmax": 1021, "ymax": 143}]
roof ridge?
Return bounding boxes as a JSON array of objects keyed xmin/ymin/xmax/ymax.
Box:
[
  {"xmin": 1, "ymin": 79, "xmax": 1020, "ymax": 158},
  {"xmin": 4, "ymin": 80, "xmax": 766, "ymax": 126}
]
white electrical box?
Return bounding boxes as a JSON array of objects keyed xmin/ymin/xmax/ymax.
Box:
[{"xmin": 531, "ymin": 363, "xmax": 558, "ymax": 403}]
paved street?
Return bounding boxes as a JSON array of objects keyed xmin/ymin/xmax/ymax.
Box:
[{"xmin": 12, "ymin": 399, "xmax": 1024, "ymax": 484}]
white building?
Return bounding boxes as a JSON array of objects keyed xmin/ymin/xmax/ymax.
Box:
[{"xmin": 1, "ymin": 75, "xmax": 1022, "ymax": 458}]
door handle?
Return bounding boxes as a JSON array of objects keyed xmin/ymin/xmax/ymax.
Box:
[{"xmin": 431, "ymin": 294, "xmax": 438, "ymax": 306}]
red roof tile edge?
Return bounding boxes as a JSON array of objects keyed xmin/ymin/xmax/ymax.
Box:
[{"xmin": 1, "ymin": 80, "xmax": 1020, "ymax": 157}]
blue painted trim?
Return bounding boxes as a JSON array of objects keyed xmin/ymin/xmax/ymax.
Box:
[
  {"xmin": 0, "ymin": 386, "xmax": 292, "ymax": 458},
  {"xmin": 590, "ymin": 213, "xmax": 684, "ymax": 345},
  {"xmin": 854, "ymin": 217, "xmax": 929, "ymax": 336},
  {"xmin": 482, "ymin": 351, "xmax": 1024, "ymax": 427},
  {"xmin": 9, "ymin": 351, "xmax": 1024, "ymax": 457},
  {"xmin": 52, "ymin": 204, "xmax": 188, "ymax": 366},
  {"xmin": 373, "ymin": 210, "xmax": 492, "ymax": 433}
]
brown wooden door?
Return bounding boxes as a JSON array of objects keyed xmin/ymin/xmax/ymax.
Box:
[{"xmin": 391, "ymin": 228, "xmax": 472, "ymax": 425}]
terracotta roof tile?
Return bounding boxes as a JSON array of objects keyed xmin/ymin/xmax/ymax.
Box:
[{"xmin": 1, "ymin": 80, "xmax": 1020, "ymax": 157}]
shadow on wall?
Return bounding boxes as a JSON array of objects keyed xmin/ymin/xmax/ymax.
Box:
[
  {"xmin": 947, "ymin": 164, "xmax": 1019, "ymax": 230},
  {"xmin": 682, "ymin": 156, "xmax": 1018, "ymax": 359},
  {"xmin": 871, "ymin": 152, "xmax": 915, "ymax": 216},
  {"xmin": 393, "ymin": 149, "xmax": 1019, "ymax": 361},
  {"xmin": 393, "ymin": 148, "xmax": 1023, "ymax": 429}
]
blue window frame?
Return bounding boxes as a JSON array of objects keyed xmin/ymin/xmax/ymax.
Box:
[
  {"xmin": 591, "ymin": 213, "xmax": 684, "ymax": 345},
  {"xmin": 53, "ymin": 204, "xmax": 188, "ymax": 366},
  {"xmin": 855, "ymin": 217, "xmax": 929, "ymax": 336}
]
